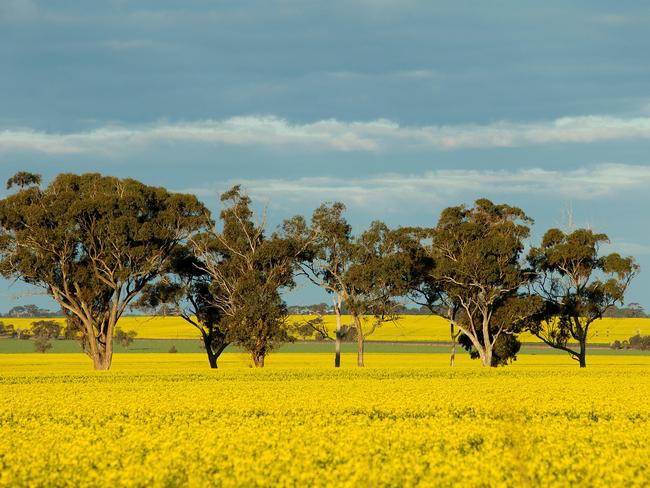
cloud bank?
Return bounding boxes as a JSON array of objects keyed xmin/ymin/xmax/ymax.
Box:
[
  {"xmin": 4, "ymin": 115, "xmax": 650, "ymax": 155},
  {"xmin": 194, "ymin": 164, "xmax": 650, "ymax": 209}
]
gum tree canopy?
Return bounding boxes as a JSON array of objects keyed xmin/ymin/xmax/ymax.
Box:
[
  {"xmin": 0, "ymin": 172, "xmax": 209, "ymax": 370},
  {"xmin": 282, "ymin": 202, "xmax": 355, "ymax": 368},
  {"xmin": 135, "ymin": 245, "xmax": 230, "ymax": 369},
  {"xmin": 427, "ymin": 199, "xmax": 537, "ymax": 367},
  {"xmin": 528, "ymin": 228, "xmax": 638, "ymax": 367},
  {"xmin": 190, "ymin": 185, "xmax": 299, "ymax": 368}
]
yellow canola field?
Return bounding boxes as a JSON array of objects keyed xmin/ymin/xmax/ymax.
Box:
[
  {"xmin": 5, "ymin": 315, "xmax": 650, "ymax": 343},
  {"xmin": 288, "ymin": 315, "xmax": 650, "ymax": 343},
  {"xmin": 1, "ymin": 353, "xmax": 649, "ymax": 487}
]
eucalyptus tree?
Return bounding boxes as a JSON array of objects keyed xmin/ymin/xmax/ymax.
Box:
[
  {"xmin": 191, "ymin": 186, "xmax": 298, "ymax": 368},
  {"xmin": 455, "ymin": 293, "xmax": 542, "ymax": 366},
  {"xmin": 285, "ymin": 207, "xmax": 416, "ymax": 367},
  {"xmin": 399, "ymin": 227, "xmax": 463, "ymax": 366},
  {"xmin": 425, "ymin": 199, "xmax": 537, "ymax": 367},
  {"xmin": 345, "ymin": 221, "xmax": 419, "ymax": 367},
  {"xmin": 136, "ymin": 245, "xmax": 230, "ymax": 368},
  {"xmin": 282, "ymin": 202, "xmax": 354, "ymax": 367},
  {"xmin": 414, "ymin": 271, "xmax": 463, "ymax": 367},
  {"xmin": 0, "ymin": 172, "xmax": 209, "ymax": 370},
  {"xmin": 527, "ymin": 228, "xmax": 638, "ymax": 367},
  {"xmin": 6, "ymin": 172, "xmax": 41, "ymax": 189}
]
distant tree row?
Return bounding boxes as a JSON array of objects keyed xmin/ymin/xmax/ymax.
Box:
[
  {"xmin": 602, "ymin": 303, "xmax": 647, "ymax": 318},
  {"xmin": 0, "ymin": 319, "xmax": 137, "ymax": 353},
  {"xmin": 0, "ymin": 172, "xmax": 639, "ymax": 370},
  {"xmin": 289, "ymin": 302, "xmax": 646, "ymax": 317},
  {"xmin": 611, "ymin": 333, "xmax": 650, "ymax": 351},
  {"xmin": 1, "ymin": 304, "xmax": 61, "ymax": 318}
]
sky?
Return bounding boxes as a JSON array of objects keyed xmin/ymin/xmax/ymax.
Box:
[{"xmin": 0, "ymin": 0, "xmax": 649, "ymax": 311}]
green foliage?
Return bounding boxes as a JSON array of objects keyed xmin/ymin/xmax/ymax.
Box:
[
  {"xmin": 63, "ymin": 317, "xmax": 83, "ymax": 341},
  {"xmin": 285, "ymin": 206, "xmax": 420, "ymax": 367},
  {"xmin": 603, "ymin": 303, "xmax": 647, "ymax": 318},
  {"xmin": 291, "ymin": 317, "xmax": 358, "ymax": 342},
  {"xmin": 191, "ymin": 186, "xmax": 298, "ymax": 367},
  {"xmin": 528, "ymin": 228, "xmax": 639, "ymax": 366},
  {"xmin": 33, "ymin": 336, "xmax": 52, "ymax": 353},
  {"xmin": 135, "ymin": 245, "xmax": 230, "ymax": 368},
  {"xmin": 114, "ymin": 328, "xmax": 138, "ymax": 348},
  {"xmin": 0, "ymin": 172, "xmax": 210, "ymax": 370},
  {"xmin": 5, "ymin": 172, "xmax": 41, "ymax": 190},
  {"xmin": 415, "ymin": 199, "xmax": 537, "ymax": 367},
  {"xmin": 292, "ymin": 320, "xmax": 320, "ymax": 340},
  {"xmin": 18, "ymin": 329, "xmax": 32, "ymax": 340},
  {"xmin": 30, "ymin": 320, "xmax": 61, "ymax": 339},
  {"xmin": 346, "ymin": 221, "xmax": 420, "ymax": 320},
  {"xmin": 4, "ymin": 304, "xmax": 58, "ymax": 318},
  {"xmin": 432, "ymin": 199, "xmax": 532, "ymax": 294},
  {"xmin": 0, "ymin": 321, "xmax": 16, "ymax": 338},
  {"xmin": 458, "ymin": 333, "xmax": 521, "ymax": 366},
  {"xmin": 611, "ymin": 334, "xmax": 650, "ymax": 351}
]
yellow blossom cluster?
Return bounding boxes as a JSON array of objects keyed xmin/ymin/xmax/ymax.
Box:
[{"xmin": 1, "ymin": 353, "xmax": 649, "ymax": 487}]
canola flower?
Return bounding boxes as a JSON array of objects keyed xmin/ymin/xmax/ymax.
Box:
[
  {"xmin": 1, "ymin": 353, "xmax": 649, "ymax": 487},
  {"xmin": 7, "ymin": 315, "xmax": 650, "ymax": 343}
]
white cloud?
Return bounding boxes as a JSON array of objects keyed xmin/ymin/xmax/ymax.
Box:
[
  {"xmin": 4, "ymin": 115, "xmax": 650, "ymax": 155},
  {"xmin": 228, "ymin": 164, "xmax": 650, "ymax": 209}
]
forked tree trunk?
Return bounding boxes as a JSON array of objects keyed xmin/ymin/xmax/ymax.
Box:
[
  {"xmin": 202, "ymin": 333, "xmax": 229, "ymax": 369},
  {"xmin": 72, "ymin": 312, "xmax": 118, "ymax": 370},
  {"xmin": 88, "ymin": 327, "xmax": 114, "ymax": 371},
  {"xmin": 92, "ymin": 351, "xmax": 113, "ymax": 371},
  {"xmin": 459, "ymin": 326, "xmax": 493, "ymax": 368}
]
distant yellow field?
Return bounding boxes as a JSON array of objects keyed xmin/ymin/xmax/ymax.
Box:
[
  {"xmin": 4, "ymin": 315, "xmax": 649, "ymax": 343},
  {"xmin": 289, "ymin": 315, "xmax": 650, "ymax": 343}
]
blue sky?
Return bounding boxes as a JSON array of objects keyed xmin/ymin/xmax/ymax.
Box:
[{"xmin": 0, "ymin": 0, "xmax": 649, "ymax": 311}]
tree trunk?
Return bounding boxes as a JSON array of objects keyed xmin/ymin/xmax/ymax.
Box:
[
  {"xmin": 454, "ymin": 320, "xmax": 490, "ymax": 368},
  {"xmin": 203, "ymin": 335, "xmax": 218, "ymax": 369},
  {"xmin": 92, "ymin": 349, "xmax": 112, "ymax": 371},
  {"xmin": 334, "ymin": 303, "xmax": 342, "ymax": 368},
  {"xmin": 207, "ymin": 350, "xmax": 218, "ymax": 369},
  {"xmin": 450, "ymin": 321, "xmax": 456, "ymax": 367},
  {"xmin": 578, "ymin": 338, "xmax": 587, "ymax": 368},
  {"xmin": 481, "ymin": 315, "xmax": 493, "ymax": 367},
  {"xmin": 252, "ymin": 352, "xmax": 265, "ymax": 368},
  {"xmin": 483, "ymin": 349, "xmax": 493, "ymax": 368},
  {"xmin": 203, "ymin": 334, "xmax": 229, "ymax": 369},
  {"xmin": 354, "ymin": 315, "xmax": 364, "ymax": 368},
  {"xmin": 91, "ymin": 332, "xmax": 114, "ymax": 370}
]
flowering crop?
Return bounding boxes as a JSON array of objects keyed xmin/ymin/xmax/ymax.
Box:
[
  {"xmin": 6, "ymin": 316, "xmax": 650, "ymax": 343},
  {"xmin": 1, "ymin": 353, "xmax": 649, "ymax": 487}
]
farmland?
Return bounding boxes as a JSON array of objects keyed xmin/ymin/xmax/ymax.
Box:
[
  {"xmin": 3, "ymin": 315, "xmax": 649, "ymax": 343},
  {"xmin": 1, "ymin": 353, "xmax": 649, "ymax": 487}
]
